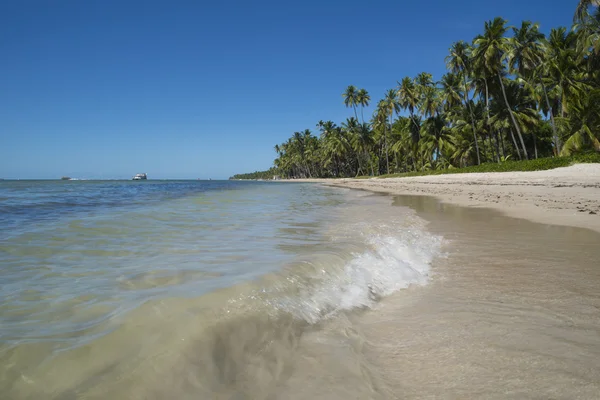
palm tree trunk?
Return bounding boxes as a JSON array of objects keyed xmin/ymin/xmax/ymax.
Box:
[
  {"xmin": 412, "ymin": 150, "xmax": 417, "ymax": 171},
  {"xmin": 353, "ymin": 105, "xmax": 359, "ymax": 122},
  {"xmin": 409, "ymin": 110, "xmax": 420, "ymax": 132},
  {"xmin": 354, "ymin": 148, "xmax": 363, "ymax": 177},
  {"xmin": 484, "ymin": 78, "xmax": 499, "ymax": 163},
  {"xmin": 494, "ymin": 131, "xmax": 501, "ymax": 161},
  {"xmin": 538, "ymin": 75, "xmax": 560, "ymax": 155},
  {"xmin": 365, "ymin": 148, "xmax": 374, "ymax": 176},
  {"xmin": 509, "ymin": 129, "xmax": 522, "ymax": 160},
  {"xmin": 498, "ymin": 72, "xmax": 529, "ymax": 159},
  {"xmin": 500, "ymin": 129, "xmax": 506, "ymax": 159},
  {"xmin": 385, "ymin": 117, "xmax": 391, "ymax": 174},
  {"xmin": 462, "ymin": 74, "xmax": 481, "ymax": 165},
  {"xmin": 487, "ymin": 134, "xmax": 494, "ymax": 161}
]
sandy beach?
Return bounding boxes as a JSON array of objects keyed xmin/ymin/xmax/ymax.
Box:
[{"xmin": 288, "ymin": 164, "xmax": 600, "ymax": 233}]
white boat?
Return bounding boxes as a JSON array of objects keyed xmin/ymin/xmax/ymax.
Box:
[{"xmin": 132, "ymin": 173, "xmax": 147, "ymax": 180}]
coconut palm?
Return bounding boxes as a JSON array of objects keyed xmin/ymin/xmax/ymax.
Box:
[
  {"xmin": 416, "ymin": 72, "xmax": 434, "ymax": 90},
  {"xmin": 342, "ymin": 85, "xmax": 359, "ymax": 121},
  {"xmin": 509, "ymin": 21, "xmax": 560, "ymax": 155},
  {"xmin": 490, "ymin": 80, "xmax": 541, "ymax": 158},
  {"xmin": 474, "ymin": 17, "xmax": 529, "ymax": 159},
  {"xmin": 544, "ymin": 27, "xmax": 588, "ymax": 120},
  {"xmin": 440, "ymin": 72, "xmax": 463, "ymax": 112},
  {"xmin": 352, "ymin": 123, "xmax": 376, "ymax": 176},
  {"xmin": 446, "ymin": 40, "xmax": 481, "ymax": 164},
  {"xmin": 559, "ymin": 89, "xmax": 600, "ymax": 155},
  {"xmin": 356, "ymin": 88, "xmax": 371, "ymax": 124},
  {"xmin": 342, "ymin": 117, "xmax": 364, "ymax": 176},
  {"xmin": 381, "ymin": 89, "xmax": 401, "ymax": 174},
  {"xmin": 575, "ymin": 0, "xmax": 600, "ymax": 22},
  {"xmin": 397, "ymin": 77, "xmax": 421, "ymax": 132}
]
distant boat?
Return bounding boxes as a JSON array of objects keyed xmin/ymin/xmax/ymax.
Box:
[
  {"xmin": 61, "ymin": 176, "xmax": 71, "ymax": 180},
  {"xmin": 132, "ymin": 173, "xmax": 147, "ymax": 180}
]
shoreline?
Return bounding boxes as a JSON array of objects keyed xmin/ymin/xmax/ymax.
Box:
[
  {"xmin": 279, "ymin": 164, "xmax": 600, "ymax": 233},
  {"xmin": 357, "ymin": 194, "xmax": 600, "ymax": 398}
]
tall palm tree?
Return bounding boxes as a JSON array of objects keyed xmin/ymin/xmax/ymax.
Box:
[
  {"xmin": 474, "ymin": 17, "xmax": 529, "ymax": 159},
  {"xmin": 440, "ymin": 72, "xmax": 463, "ymax": 112},
  {"xmin": 545, "ymin": 27, "xmax": 587, "ymax": 120},
  {"xmin": 419, "ymin": 85, "xmax": 441, "ymax": 119},
  {"xmin": 509, "ymin": 21, "xmax": 559, "ymax": 155},
  {"xmin": 398, "ymin": 77, "xmax": 421, "ymax": 132},
  {"xmin": 446, "ymin": 41, "xmax": 481, "ymax": 164},
  {"xmin": 352, "ymin": 123, "xmax": 376, "ymax": 176},
  {"xmin": 356, "ymin": 88, "xmax": 371, "ymax": 124},
  {"xmin": 383, "ymin": 89, "xmax": 401, "ymax": 174},
  {"xmin": 375, "ymin": 91, "xmax": 400, "ymax": 175},
  {"xmin": 343, "ymin": 85, "xmax": 359, "ymax": 121},
  {"xmin": 342, "ymin": 117, "xmax": 364, "ymax": 176},
  {"xmin": 490, "ymin": 80, "xmax": 541, "ymax": 159}
]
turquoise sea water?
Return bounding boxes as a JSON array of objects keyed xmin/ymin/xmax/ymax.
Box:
[{"xmin": 0, "ymin": 180, "xmax": 440, "ymax": 398}]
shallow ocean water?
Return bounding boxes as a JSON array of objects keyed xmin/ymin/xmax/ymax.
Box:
[
  {"xmin": 2, "ymin": 180, "xmax": 600, "ymax": 399},
  {"xmin": 1, "ymin": 180, "xmax": 441, "ymax": 399}
]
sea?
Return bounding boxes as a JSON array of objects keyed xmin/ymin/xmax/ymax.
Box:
[
  {"xmin": 2, "ymin": 180, "xmax": 600, "ymax": 399},
  {"xmin": 0, "ymin": 180, "xmax": 441, "ymax": 399}
]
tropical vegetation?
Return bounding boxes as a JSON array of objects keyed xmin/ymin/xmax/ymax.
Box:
[{"xmin": 234, "ymin": 2, "xmax": 600, "ymax": 179}]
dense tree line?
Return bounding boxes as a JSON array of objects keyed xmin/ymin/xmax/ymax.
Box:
[
  {"xmin": 230, "ymin": 168, "xmax": 278, "ymax": 180},
  {"xmin": 267, "ymin": 3, "xmax": 599, "ymax": 179}
]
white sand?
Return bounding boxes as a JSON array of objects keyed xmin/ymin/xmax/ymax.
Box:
[{"xmin": 304, "ymin": 164, "xmax": 600, "ymax": 232}]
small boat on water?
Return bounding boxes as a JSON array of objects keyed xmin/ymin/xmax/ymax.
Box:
[
  {"xmin": 61, "ymin": 176, "xmax": 71, "ymax": 180},
  {"xmin": 132, "ymin": 173, "xmax": 147, "ymax": 180}
]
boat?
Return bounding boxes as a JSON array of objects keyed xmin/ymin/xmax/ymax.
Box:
[
  {"xmin": 132, "ymin": 173, "xmax": 147, "ymax": 180},
  {"xmin": 61, "ymin": 176, "xmax": 71, "ymax": 180}
]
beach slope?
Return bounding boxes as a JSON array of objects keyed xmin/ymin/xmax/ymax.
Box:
[{"xmin": 326, "ymin": 164, "xmax": 600, "ymax": 232}]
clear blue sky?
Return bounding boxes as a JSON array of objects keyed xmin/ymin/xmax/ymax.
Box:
[{"xmin": 0, "ymin": 0, "xmax": 577, "ymax": 179}]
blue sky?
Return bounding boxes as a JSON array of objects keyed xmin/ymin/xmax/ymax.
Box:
[{"xmin": 0, "ymin": 0, "xmax": 578, "ymax": 179}]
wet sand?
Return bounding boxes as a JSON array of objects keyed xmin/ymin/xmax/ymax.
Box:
[
  {"xmin": 288, "ymin": 164, "xmax": 600, "ymax": 233},
  {"xmin": 353, "ymin": 195, "xmax": 600, "ymax": 399}
]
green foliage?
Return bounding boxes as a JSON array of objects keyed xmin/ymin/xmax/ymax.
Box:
[{"xmin": 230, "ymin": 168, "xmax": 278, "ymax": 180}]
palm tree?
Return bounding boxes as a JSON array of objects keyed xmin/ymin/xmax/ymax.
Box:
[
  {"xmin": 509, "ymin": 21, "xmax": 559, "ymax": 155},
  {"xmin": 419, "ymin": 85, "xmax": 441, "ymax": 120},
  {"xmin": 317, "ymin": 121, "xmax": 342, "ymax": 176},
  {"xmin": 575, "ymin": 0, "xmax": 600, "ymax": 22},
  {"xmin": 474, "ymin": 17, "xmax": 529, "ymax": 159},
  {"xmin": 356, "ymin": 88, "xmax": 371, "ymax": 124},
  {"xmin": 343, "ymin": 85, "xmax": 359, "ymax": 121},
  {"xmin": 416, "ymin": 72, "xmax": 434, "ymax": 90},
  {"xmin": 440, "ymin": 73, "xmax": 463, "ymax": 111},
  {"xmin": 381, "ymin": 89, "xmax": 401, "ymax": 174},
  {"xmin": 446, "ymin": 41, "xmax": 481, "ymax": 164},
  {"xmin": 398, "ymin": 77, "xmax": 421, "ymax": 132},
  {"xmin": 352, "ymin": 123, "xmax": 376, "ymax": 176},
  {"xmin": 342, "ymin": 117, "xmax": 364, "ymax": 176},
  {"xmin": 490, "ymin": 80, "xmax": 541, "ymax": 158},
  {"xmin": 545, "ymin": 28, "xmax": 587, "ymax": 121},
  {"xmin": 559, "ymin": 89, "xmax": 600, "ymax": 154}
]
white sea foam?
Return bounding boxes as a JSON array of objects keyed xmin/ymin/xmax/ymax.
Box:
[{"xmin": 279, "ymin": 215, "xmax": 443, "ymax": 324}]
